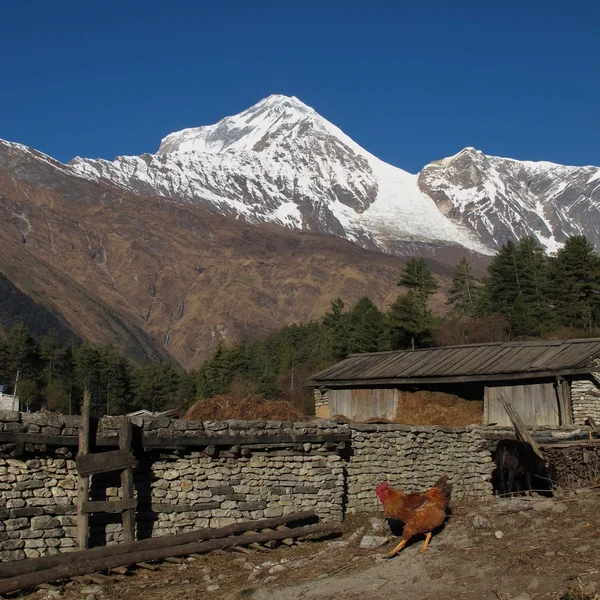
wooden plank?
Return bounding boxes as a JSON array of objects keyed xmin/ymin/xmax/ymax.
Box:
[
  {"xmin": 311, "ymin": 367, "xmax": 595, "ymax": 387},
  {"xmin": 499, "ymin": 392, "xmax": 545, "ymax": 459},
  {"xmin": 0, "ymin": 511, "xmax": 317, "ymax": 579},
  {"xmin": 562, "ymin": 380, "xmax": 573, "ymax": 425},
  {"xmin": 82, "ymin": 499, "xmax": 137, "ymax": 514},
  {"xmin": 119, "ymin": 420, "xmax": 135, "ymax": 544},
  {"xmin": 84, "ymin": 573, "xmax": 112, "ymax": 585},
  {"xmin": 483, "ymin": 386, "xmax": 489, "ymax": 425},
  {"xmin": 0, "ymin": 523, "xmax": 340, "ymax": 595},
  {"xmin": 76, "ymin": 449, "xmax": 137, "ymax": 476},
  {"xmin": 77, "ymin": 389, "xmax": 91, "ymax": 551}
]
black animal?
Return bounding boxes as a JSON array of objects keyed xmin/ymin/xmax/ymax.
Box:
[{"xmin": 495, "ymin": 439, "xmax": 558, "ymax": 496}]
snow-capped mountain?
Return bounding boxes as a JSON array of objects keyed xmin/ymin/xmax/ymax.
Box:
[
  {"xmin": 419, "ymin": 147, "xmax": 600, "ymax": 253},
  {"xmin": 70, "ymin": 95, "xmax": 490, "ymax": 255},
  {"xmin": 70, "ymin": 94, "xmax": 600, "ymax": 255}
]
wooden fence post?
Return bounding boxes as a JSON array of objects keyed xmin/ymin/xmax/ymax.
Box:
[
  {"xmin": 119, "ymin": 419, "xmax": 135, "ymax": 543},
  {"xmin": 77, "ymin": 389, "xmax": 91, "ymax": 550}
]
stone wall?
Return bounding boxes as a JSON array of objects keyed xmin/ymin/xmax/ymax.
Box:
[
  {"xmin": 0, "ymin": 411, "xmax": 593, "ymax": 561},
  {"xmin": 570, "ymin": 376, "xmax": 600, "ymax": 425},
  {"xmin": 346, "ymin": 424, "xmax": 494, "ymax": 513},
  {"xmin": 314, "ymin": 389, "xmax": 330, "ymax": 419}
]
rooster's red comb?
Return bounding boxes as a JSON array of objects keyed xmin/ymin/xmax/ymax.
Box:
[{"xmin": 375, "ymin": 481, "xmax": 389, "ymax": 494}]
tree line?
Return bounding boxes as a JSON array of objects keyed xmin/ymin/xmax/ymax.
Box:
[
  {"xmin": 0, "ymin": 329, "xmax": 195, "ymax": 416},
  {"xmin": 1, "ymin": 234, "xmax": 599, "ymax": 415}
]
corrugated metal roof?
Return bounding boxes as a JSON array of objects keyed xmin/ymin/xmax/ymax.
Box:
[{"xmin": 309, "ymin": 339, "xmax": 600, "ymax": 385}]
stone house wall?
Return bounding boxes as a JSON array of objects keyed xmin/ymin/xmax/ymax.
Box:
[{"xmin": 570, "ymin": 375, "xmax": 600, "ymax": 425}]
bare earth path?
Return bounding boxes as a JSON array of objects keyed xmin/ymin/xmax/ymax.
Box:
[{"xmin": 25, "ymin": 490, "xmax": 600, "ymax": 600}]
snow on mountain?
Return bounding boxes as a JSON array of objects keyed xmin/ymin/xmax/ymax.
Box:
[
  {"xmin": 70, "ymin": 95, "xmax": 600, "ymax": 256},
  {"xmin": 418, "ymin": 147, "xmax": 600, "ymax": 253},
  {"xmin": 70, "ymin": 95, "xmax": 490, "ymax": 255}
]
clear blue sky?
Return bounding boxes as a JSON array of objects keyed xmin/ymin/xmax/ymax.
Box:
[{"xmin": 1, "ymin": 0, "xmax": 599, "ymax": 173}]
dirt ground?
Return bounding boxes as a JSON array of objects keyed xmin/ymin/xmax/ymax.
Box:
[{"xmin": 23, "ymin": 489, "xmax": 600, "ymax": 600}]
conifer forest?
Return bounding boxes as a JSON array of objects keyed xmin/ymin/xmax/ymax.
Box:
[{"xmin": 2, "ymin": 235, "xmax": 599, "ymax": 416}]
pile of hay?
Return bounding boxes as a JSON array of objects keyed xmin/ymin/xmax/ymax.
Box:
[
  {"xmin": 395, "ymin": 390, "xmax": 482, "ymax": 426},
  {"xmin": 184, "ymin": 394, "xmax": 303, "ymax": 422}
]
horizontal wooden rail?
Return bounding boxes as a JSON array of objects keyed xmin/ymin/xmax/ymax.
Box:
[
  {"xmin": 0, "ymin": 431, "xmax": 350, "ymax": 449},
  {"xmin": 0, "ymin": 510, "xmax": 317, "ymax": 579},
  {"xmin": 0, "ymin": 521, "xmax": 338, "ymax": 595},
  {"xmin": 82, "ymin": 499, "xmax": 137, "ymax": 514},
  {"xmin": 76, "ymin": 449, "xmax": 138, "ymax": 476}
]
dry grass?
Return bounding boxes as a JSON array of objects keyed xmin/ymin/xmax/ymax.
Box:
[
  {"xmin": 184, "ymin": 394, "xmax": 303, "ymax": 422},
  {"xmin": 394, "ymin": 390, "xmax": 483, "ymax": 426}
]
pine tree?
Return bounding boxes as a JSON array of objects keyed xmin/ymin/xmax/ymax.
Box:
[
  {"xmin": 196, "ymin": 342, "xmax": 234, "ymax": 399},
  {"xmin": 98, "ymin": 344, "xmax": 132, "ymax": 415},
  {"xmin": 347, "ymin": 297, "xmax": 387, "ymax": 353},
  {"xmin": 17, "ymin": 379, "xmax": 38, "ymax": 412},
  {"xmin": 3, "ymin": 323, "xmax": 40, "ymax": 384},
  {"xmin": 480, "ymin": 238, "xmax": 553, "ymax": 337},
  {"xmin": 40, "ymin": 330, "xmax": 62, "ymax": 385},
  {"xmin": 446, "ymin": 258, "xmax": 480, "ymax": 316},
  {"xmin": 322, "ymin": 298, "xmax": 350, "ymax": 361},
  {"xmin": 387, "ymin": 291, "xmax": 435, "ymax": 350},
  {"xmin": 398, "ymin": 258, "xmax": 440, "ymax": 310},
  {"xmin": 73, "ymin": 343, "xmax": 101, "ymax": 414},
  {"xmin": 43, "ymin": 379, "xmax": 70, "ymax": 413},
  {"xmin": 549, "ymin": 235, "xmax": 600, "ymax": 332}
]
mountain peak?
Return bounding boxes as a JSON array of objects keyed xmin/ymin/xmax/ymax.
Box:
[{"xmin": 157, "ymin": 94, "xmax": 319, "ymax": 156}]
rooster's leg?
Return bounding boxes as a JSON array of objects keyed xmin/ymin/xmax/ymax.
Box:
[
  {"xmin": 419, "ymin": 532, "xmax": 432, "ymax": 553},
  {"xmin": 384, "ymin": 539, "xmax": 407, "ymax": 558}
]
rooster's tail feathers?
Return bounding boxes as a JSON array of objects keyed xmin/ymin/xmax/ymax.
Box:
[{"xmin": 433, "ymin": 475, "xmax": 452, "ymax": 504}]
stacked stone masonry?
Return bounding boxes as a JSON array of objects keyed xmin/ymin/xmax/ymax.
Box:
[
  {"xmin": 0, "ymin": 410, "xmax": 590, "ymax": 561},
  {"xmin": 570, "ymin": 376, "xmax": 600, "ymax": 426}
]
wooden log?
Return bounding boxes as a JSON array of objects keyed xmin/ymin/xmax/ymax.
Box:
[
  {"xmin": 0, "ymin": 431, "xmax": 351, "ymax": 449},
  {"xmin": 76, "ymin": 449, "xmax": 137, "ymax": 476},
  {"xmin": 0, "ymin": 510, "xmax": 317, "ymax": 578},
  {"xmin": 83, "ymin": 573, "xmax": 112, "ymax": 585},
  {"xmin": 248, "ymin": 543, "xmax": 271, "ymax": 553},
  {"xmin": 135, "ymin": 562, "xmax": 158, "ymax": 571},
  {"xmin": 0, "ymin": 523, "xmax": 338, "ymax": 595},
  {"xmin": 119, "ymin": 420, "xmax": 135, "ymax": 544},
  {"xmin": 82, "ymin": 499, "xmax": 137, "ymax": 514},
  {"xmin": 77, "ymin": 389, "xmax": 91, "ymax": 551}
]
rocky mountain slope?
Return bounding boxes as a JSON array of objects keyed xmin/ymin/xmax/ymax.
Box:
[
  {"xmin": 71, "ymin": 94, "xmax": 600, "ymax": 254},
  {"xmin": 0, "ymin": 139, "xmax": 466, "ymax": 368},
  {"xmin": 419, "ymin": 147, "xmax": 600, "ymax": 252}
]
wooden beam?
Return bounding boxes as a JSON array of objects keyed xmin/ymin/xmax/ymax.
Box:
[
  {"xmin": 0, "ymin": 432, "xmax": 350, "ymax": 449},
  {"xmin": 142, "ymin": 433, "xmax": 350, "ymax": 448},
  {"xmin": 308, "ymin": 367, "xmax": 596, "ymax": 387},
  {"xmin": 76, "ymin": 449, "xmax": 137, "ymax": 476},
  {"xmin": 0, "ymin": 522, "xmax": 339, "ymax": 595},
  {"xmin": 77, "ymin": 389, "xmax": 91, "ymax": 551},
  {"xmin": 119, "ymin": 420, "xmax": 135, "ymax": 544},
  {"xmin": 0, "ymin": 510, "xmax": 317, "ymax": 579},
  {"xmin": 82, "ymin": 499, "xmax": 137, "ymax": 514},
  {"xmin": 499, "ymin": 392, "xmax": 545, "ymax": 460}
]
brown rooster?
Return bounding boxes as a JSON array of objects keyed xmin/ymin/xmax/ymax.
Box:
[{"xmin": 375, "ymin": 476, "xmax": 451, "ymax": 557}]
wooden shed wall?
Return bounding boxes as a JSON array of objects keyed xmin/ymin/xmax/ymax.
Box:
[
  {"xmin": 329, "ymin": 388, "xmax": 398, "ymax": 421},
  {"xmin": 484, "ymin": 382, "xmax": 562, "ymax": 426}
]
